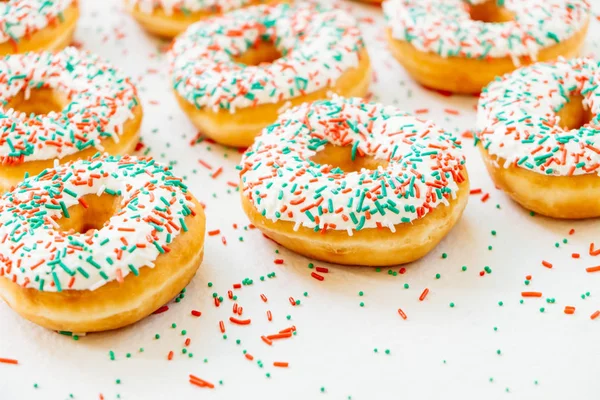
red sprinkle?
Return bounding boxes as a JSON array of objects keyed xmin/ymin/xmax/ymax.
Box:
[
  {"xmin": 152, "ymin": 305, "xmax": 169, "ymax": 314},
  {"xmin": 315, "ymin": 266, "xmax": 329, "ymax": 273},
  {"xmin": 274, "ymin": 259, "xmax": 284, "ymax": 264},
  {"xmin": 311, "ymin": 272, "xmax": 324, "ymax": 281},
  {"xmin": 219, "ymin": 320, "xmax": 225, "ymax": 333},
  {"xmin": 191, "ymin": 310, "xmax": 201, "ymax": 317},
  {"xmin": 273, "ymin": 362, "xmax": 289, "ymax": 368}
]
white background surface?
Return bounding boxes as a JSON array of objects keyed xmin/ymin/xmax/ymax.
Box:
[{"xmin": 1, "ymin": 1, "xmax": 600, "ymax": 399}]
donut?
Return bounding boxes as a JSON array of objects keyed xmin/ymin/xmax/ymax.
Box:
[
  {"xmin": 0, "ymin": 154, "xmax": 206, "ymax": 333},
  {"xmin": 383, "ymin": 0, "xmax": 591, "ymax": 94},
  {"xmin": 125, "ymin": 0, "xmax": 284, "ymax": 38},
  {"xmin": 239, "ymin": 97, "xmax": 469, "ymax": 266},
  {"xmin": 0, "ymin": 47, "xmax": 143, "ymax": 193},
  {"xmin": 169, "ymin": 3, "xmax": 371, "ymax": 147},
  {"xmin": 0, "ymin": 0, "xmax": 79, "ymax": 55},
  {"xmin": 477, "ymin": 57, "xmax": 600, "ymax": 219}
]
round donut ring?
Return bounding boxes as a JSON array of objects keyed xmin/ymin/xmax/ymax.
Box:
[
  {"xmin": 125, "ymin": 0, "xmax": 284, "ymax": 39},
  {"xmin": 477, "ymin": 57, "xmax": 600, "ymax": 219},
  {"xmin": 0, "ymin": 0, "xmax": 79, "ymax": 55},
  {"xmin": 383, "ymin": 0, "xmax": 590, "ymax": 94},
  {"xmin": 0, "ymin": 154, "xmax": 206, "ymax": 333},
  {"xmin": 169, "ymin": 3, "xmax": 371, "ymax": 147},
  {"xmin": 240, "ymin": 97, "xmax": 469, "ymax": 266},
  {"xmin": 0, "ymin": 47, "xmax": 143, "ymax": 193}
]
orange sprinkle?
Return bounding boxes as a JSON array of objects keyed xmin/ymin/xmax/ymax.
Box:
[
  {"xmin": 591, "ymin": 310, "xmax": 600, "ymax": 320},
  {"xmin": 267, "ymin": 332, "xmax": 292, "ymax": 340},
  {"xmin": 397, "ymin": 308, "xmax": 407, "ymax": 320},
  {"xmin": 521, "ymin": 292, "xmax": 542, "ymax": 297},
  {"xmin": 267, "ymin": 310, "xmax": 272, "ymax": 321},
  {"xmin": 541, "ymin": 260, "xmax": 553, "ymax": 269},
  {"xmin": 586, "ymin": 266, "xmax": 600, "ymax": 273},
  {"xmin": 189, "ymin": 375, "xmax": 215, "ymax": 389},
  {"xmin": 245, "ymin": 353, "xmax": 254, "ymax": 361},
  {"xmin": 219, "ymin": 320, "xmax": 225, "ymax": 333},
  {"xmin": 0, "ymin": 358, "xmax": 18, "ymax": 365},
  {"xmin": 564, "ymin": 306, "xmax": 575, "ymax": 315},
  {"xmin": 208, "ymin": 229, "xmax": 220, "ymax": 236},
  {"xmin": 419, "ymin": 288, "xmax": 429, "ymax": 301},
  {"xmin": 261, "ymin": 335, "xmax": 273, "ymax": 346},
  {"xmin": 572, "ymin": 253, "xmax": 580, "ymax": 259},
  {"xmin": 229, "ymin": 317, "xmax": 251, "ymax": 325},
  {"xmin": 273, "ymin": 362, "xmax": 289, "ymax": 368},
  {"xmin": 167, "ymin": 351, "xmax": 174, "ymax": 361}
]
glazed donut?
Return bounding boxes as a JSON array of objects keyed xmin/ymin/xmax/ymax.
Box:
[
  {"xmin": 239, "ymin": 97, "xmax": 469, "ymax": 266},
  {"xmin": 0, "ymin": 0, "xmax": 79, "ymax": 55},
  {"xmin": 170, "ymin": 3, "xmax": 371, "ymax": 147},
  {"xmin": 125, "ymin": 0, "xmax": 284, "ymax": 38},
  {"xmin": 383, "ymin": 0, "xmax": 590, "ymax": 94},
  {"xmin": 477, "ymin": 58, "xmax": 600, "ymax": 219},
  {"xmin": 0, "ymin": 154, "xmax": 206, "ymax": 333},
  {"xmin": 0, "ymin": 47, "xmax": 143, "ymax": 193}
]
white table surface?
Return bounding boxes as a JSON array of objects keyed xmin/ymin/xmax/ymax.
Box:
[{"xmin": 1, "ymin": 1, "xmax": 600, "ymax": 399}]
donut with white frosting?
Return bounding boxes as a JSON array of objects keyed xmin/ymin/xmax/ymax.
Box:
[
  {"xmin": 169, "ymin": 2, "xmax": 371, "ymax": 147},
  {"xmin": 477, "ymin": 57, "xmax": 600, "ymax": 218},
  {"xmin": 240, "ymin": 97, "xmax": 469, "ymax": 266},
  {"xmin": 0, "ymin": 47, "xmax": 143, "ymax": 192},
  {"xmin": 0, "ymin": 154, "xmax": 206, "ymax": 332},
  {"xmin": 383, "ymin": 0, "xmax": 591, "ymax": 93}
]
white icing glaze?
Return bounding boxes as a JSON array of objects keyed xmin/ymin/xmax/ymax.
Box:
[
  {"xmin": 0, "ymin": 0, "xmax": 74, "ymax": 43},
  {"xmin": 383, "ymin": 0, "xmax": 590, "ymax": 61},
  {"xmin": 129, "ymin": 0, "xmax": 260, "ymax": 15},
  {"xmin": 477, "ymin": 57, "xmax": 600, "ymax": 176},
  {"xmin": 0, "ymin": 47, "xmax": 139, "ymax": 165},
  {"xmin": 169, "ymin": 3, "xmax": 366, "ymax": 113},
  {"xmin": 0, "ymin": 154, "xmax": 197, "ymax": 292}
]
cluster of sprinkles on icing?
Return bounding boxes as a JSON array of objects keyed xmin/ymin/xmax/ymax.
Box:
[
  {"xmin": 130, "ymin": 0, "xmax": 265, "ymax": 16},
  {"xmin": 0, "ymin": 0, "xmax": 74, "ymax": 43},
  {"xmin": 0, "ymin": 47, "xmax": 139, "ymax": 165},
  {"xmin": 477, "ymin": 57, "xmax": 600, "ymax": 176},
  {"xmin": 169, "ymin": 3, "xmax": 365, "ymax": 113},
  {"xmin": 0, "ymin": 154, "xmax": 197, "ymax": 292},
  {"xmin": 383, "ymin": 0, "xmax": 590, "ymax": 61},
  {"xmin": 239, "ymin": 97, "xmax": 467, "ymax": 233}
]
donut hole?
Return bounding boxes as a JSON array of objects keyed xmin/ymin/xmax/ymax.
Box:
[
  {"xmin": 56, "ymin": 193, "xmax": 122, "ymax": 234},
  {"xmin": 557, "ymin": 94, "xmax": 594, "ymax": 130},
  {"xmin": 310, "ymin": 143, "xmax": 388, "ymax": 173},
  {"xmin": 231, "ymin": 40, "xmax": 283, "ymax": 67},
  {"xmin": 8, "ymin": 88, "xmax": 66, "ymax": 117},
  {"xmin": 468, "ymin": 1, "xmax": 514, "ymax": 23}
]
